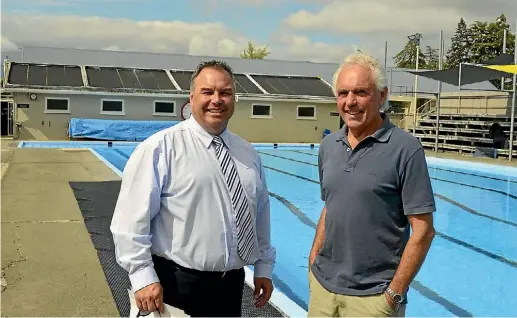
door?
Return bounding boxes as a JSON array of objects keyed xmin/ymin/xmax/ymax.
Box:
[{"xmin": 1, "ymin": 101, "xmax": 13, "ymax": 136}]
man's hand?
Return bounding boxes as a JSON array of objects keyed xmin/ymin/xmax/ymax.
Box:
[
  {"xmin": 253, "ymin": 277, "xmax": 273, "ymax": 308},
  {"xmin": 384, "ymin": 291, "xmax": 397, "ymax": 311},
  {"xmin": 134, "ymin": 282, "xmax": 164, "ymax": 314}
]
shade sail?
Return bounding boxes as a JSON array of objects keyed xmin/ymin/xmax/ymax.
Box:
[
  {"xmin": 408, "ymin": 64, "xmax": 511, "ymax": 86},
  {"xmin": 406, "ymin": 53, "xmax": 516, "ymax": 87},
  {"xmin": 482, "ymin": 65, "xmax": 517, "ymax": 75},
  {"xmin": 483, "ymin": 53, "xmax": 514, "ymax": 65}
]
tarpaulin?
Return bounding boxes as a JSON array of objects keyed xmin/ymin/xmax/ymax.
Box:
[{"xmin": 69, "ymin": 118, "xmax": 180, "ymax": 141}]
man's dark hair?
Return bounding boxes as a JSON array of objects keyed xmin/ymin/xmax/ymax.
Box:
[{"xmin": 189, "ymin": 60, "xmax": 235, "ymax": 91}]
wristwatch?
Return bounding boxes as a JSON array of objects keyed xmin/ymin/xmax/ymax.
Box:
[{"xmin": 385, "ymin": 287, "xmax": 404, "ymax": 304}]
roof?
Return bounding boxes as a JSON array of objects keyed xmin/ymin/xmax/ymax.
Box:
[
  {"xmin": 1, "ymin": 61, "xmax": 336, "ymax": 101},
  {"xmin": 1, "ymin": 45, "xmax": 498, "ymax": 96}
]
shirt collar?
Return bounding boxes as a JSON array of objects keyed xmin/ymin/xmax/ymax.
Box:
[
  {"xmin": 337, "ymin": 112, "xmax": 395, "ymax": 143},
  {"xmin": 186, "ymin": 116, "xmax": 231, "ymax": 148}
]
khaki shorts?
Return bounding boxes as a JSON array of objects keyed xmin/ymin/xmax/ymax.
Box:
[{"xmin": 307, "ymin": 270, "xmax": 406, "ymax": 317}]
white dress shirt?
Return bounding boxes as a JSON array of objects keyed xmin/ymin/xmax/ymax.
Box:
[{"xmin": 110, "ymin": 116, "xmax": 276, "ymax": 292}]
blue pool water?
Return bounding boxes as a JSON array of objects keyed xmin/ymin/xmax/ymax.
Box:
[{"xmin": 20, "ymin": 141, "xmax": 517, "ymax": 317}]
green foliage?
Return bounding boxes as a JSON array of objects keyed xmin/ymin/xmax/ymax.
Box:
[
  {"xmin": 423, "ymin": 46, "xmax": 439, "ymax": 70},
  {"xmin": 394, "ymin": 14, "xmax": 516, "ymax": 89},
  {"xmin": 393, "ymin": 40, "xmax": 427, "ymax": 69},
  {"xmin": 240, "ymin": 41, "xmax": 271, "ymax": 59},
  {"xmin": 445, "ymin": 17, "xmax": 471, "ymax": 69}
]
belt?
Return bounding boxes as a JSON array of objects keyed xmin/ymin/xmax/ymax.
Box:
[{"xmin": 151, "ymin": 254, "xmax": 242, "ymax": 278}]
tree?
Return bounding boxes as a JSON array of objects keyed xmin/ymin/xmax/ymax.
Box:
[
  {"xmin": 445, "ymin": 17, "xmax": 471, "ymax": 68},
  {"xmin": 240, "ymin": 41, "xmax": 271, "ymax": 59},
  {"xmin": 423, "ymin": 46, "xmax": 439, "ymax": 70},
  {"xmin": 468, "ymin": 14, "xmax": 515, "ymax": 89},
  {"xmin": 393, "ymin": 39, "xmax": 427, "ymax": 69}
]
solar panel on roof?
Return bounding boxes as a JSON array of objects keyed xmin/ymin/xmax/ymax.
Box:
[
  {"xmin": 170, "ymin": 70, "xmax": 193, "ymax": 90},
  {"xmin": 27, "ymin": 65, "xmax": 47, "ymax": 86},
  {"xmin": 7, "ymin": 63, "xmax": 84, "ymax": 87},
  {"xmin": 86, "ymin": 67, "xmax": 125, "ymax": 89},
  {"xmin": 8, "ymin": 64, "xmax": 28, "ymax": 85},
  {"xmin": 148, "ymin": 70, "xmax": 175, "ymax": 90},
  {"xmin": 46, "ymin": 66, "xmax": 83, "ymax": 87},
  {"xmin": 249, "ymin": 74, "xmax": 333, "ymax": 97},
  {"xmin": 249, "ymin": 75, "xmax": 286, "ymax": 94},
  {"xmin": 134, "ymin": 70, "xmax": 158, "ymax": 89},
  {"xmin": 118, "ymin": 69, "xmax": 141, "ymax": 89},
  {"xmin": 233, "ymin": 74, "xmax": 263, "ymax": 94}
]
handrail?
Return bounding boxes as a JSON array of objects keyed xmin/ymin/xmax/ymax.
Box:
[{"xmin": 417, "ymin": 98, "xmax": 436, "ymax": 118}]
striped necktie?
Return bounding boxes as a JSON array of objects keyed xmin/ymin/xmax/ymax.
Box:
[{"xmin": 212, "ymin": 135, "xmax": 256, "ymax": 262}]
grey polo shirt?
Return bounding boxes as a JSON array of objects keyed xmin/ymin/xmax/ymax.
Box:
[{"xmin": 311, "ymin": 113, "xmax": 436, "ymax": 297}]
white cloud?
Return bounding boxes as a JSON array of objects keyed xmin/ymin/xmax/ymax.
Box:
[
  {"xmin": 284, "ymin": 0, "xmax": 471, "ymax": 35},
  {"xmin": 270, "ymin": 33, "xmax": 354, "ymax": 62},
  {"xmin": 1, "ymin": 12, "xmax": 355, "ymax": 63},
  {"xmin": 281, "ymin": 0, "xmax": 517, "ymax": 64},
  {"xmin": 1, "ymin": 13, "xmax": 251, "ymax": 57},
  {"xmin": 1, "ymin": 36, "xmax": 19, "ymax": 51}
]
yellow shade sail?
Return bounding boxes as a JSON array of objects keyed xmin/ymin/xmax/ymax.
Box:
[{"xmin": 483, "ymin": 64, "xmax": 517, "ymax": 75}]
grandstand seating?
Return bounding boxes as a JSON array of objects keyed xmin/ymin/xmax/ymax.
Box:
[{"xmin": 414, "ymin": 113, "xmax": 517, "ymax": 159}]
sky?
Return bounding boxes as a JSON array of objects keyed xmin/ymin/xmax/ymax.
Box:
[{"xmin": 1, "ymin": 0, "xmax": 516, "ymax": 65}]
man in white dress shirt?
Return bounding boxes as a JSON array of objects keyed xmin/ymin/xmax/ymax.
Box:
[{"xmin": 110, "ymin": 60, "xmax": 276, "ymax": 317}]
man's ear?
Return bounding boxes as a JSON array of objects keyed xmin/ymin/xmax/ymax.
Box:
[{"xmin": 380, "ymin": 87, "xmax": 388, "ymax": 105}]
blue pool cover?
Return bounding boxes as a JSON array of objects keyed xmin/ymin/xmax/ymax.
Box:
[{"xmin": 68, "ymin": 118, "xmax": 180, "ymax": 141}]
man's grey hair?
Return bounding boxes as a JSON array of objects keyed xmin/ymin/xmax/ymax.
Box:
[
  {"xmin": 189, "ymin": 60, "xmax": 236, "ymax": 92},
  {"xmin": 332, "ymin": 51, "xmax": 390, "ymax": 111}
]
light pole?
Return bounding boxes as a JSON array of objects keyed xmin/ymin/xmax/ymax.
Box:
[
  {"xmin": 497, "ymin": 17, "xmax": 508, "ymax": 90},
  {"xmin": 508, "ymin": 19, "xmax": 516, "ymax": 162},
  {"xmin": 408, "ymin": 33, "xmax": 422, "ymax": 134},
  {"xmin": 502, "ymin": 28, "xmax": 507, "ymax": 90}
]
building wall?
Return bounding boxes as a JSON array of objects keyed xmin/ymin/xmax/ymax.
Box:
[
  {"xmin": 230, "ymin": 99, "xmax": 339, "ymax": 143},
  {"xmin": 12, "ymin": 92, "xmax": 340, "ymax": 143},
  {"xmin": 12, "ymin": 92, "xmax": 185, "ymax": 140}
]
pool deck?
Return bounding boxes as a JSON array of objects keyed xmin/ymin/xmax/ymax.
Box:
[
  {"xmin": 1, "ymin": 144, "xmax": 121, "ymax": 316},
  {"xmin": 2, "ymin": 139, "xmax": 517, "ymax": 316},
  {"xmin": 424, "ymin": 149, "xmax": 517, "ymax": 168}
]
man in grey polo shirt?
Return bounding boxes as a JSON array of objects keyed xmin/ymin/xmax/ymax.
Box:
[{"xmin": 308, "ymin": 52, "xmax": 436, "ymax": 317}]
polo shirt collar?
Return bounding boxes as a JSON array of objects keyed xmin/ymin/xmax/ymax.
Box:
[
  {"xmin": 337, "ymin": 112, "xmax": 395, "ymax": 143},
  {"xmin": 186, "ymin": 116, "xmax": 231, "ymax": 148}
]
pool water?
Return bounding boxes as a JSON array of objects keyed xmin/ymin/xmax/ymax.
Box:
[{"xmin": 20, "ymin": 141, "xmax": 517, "ymax": 316}]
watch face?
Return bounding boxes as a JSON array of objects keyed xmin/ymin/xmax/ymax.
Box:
[{"xmin": 393, "ymin": 294, "xmax": 403, "ymax": 303}]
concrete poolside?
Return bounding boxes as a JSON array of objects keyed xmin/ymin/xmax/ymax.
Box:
[
  {"xmin": 1, "ymin": 145, "xmax": 121, "ymax": 316},
  {"xmin": 2, "ymin": 139, "xmax": 517, "ymax": 317},
  {"xmin": 424, "ymin": 149, "xmax": 517, "ymax": 168}
]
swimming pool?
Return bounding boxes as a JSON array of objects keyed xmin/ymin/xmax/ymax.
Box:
[{"xmin": 19, "ymin": 141, "xmax": 517, "ymax": 317}]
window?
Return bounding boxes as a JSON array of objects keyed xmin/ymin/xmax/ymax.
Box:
[
  {"xmin": 45, "ymin": 97, "xmax": 70, "ymax": 113},
  {"xmin": 153, "ymin": 101, "xmax": 176, "ymax": 116},
  {"xmin": 297, "ymin": 105, "xmax": 316, "ymax": 119},
  {"xmin": 101, "ymin": 99, "xmax": 124, "ymax": 115},
  {"xmin": 251, "ymin": 104, "xmax": 272, "ymax": 118}
]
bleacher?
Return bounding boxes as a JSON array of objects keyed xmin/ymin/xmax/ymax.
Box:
[{"xmin": 414, "ymin": 113, "xmax": 517, "ymax": 159}]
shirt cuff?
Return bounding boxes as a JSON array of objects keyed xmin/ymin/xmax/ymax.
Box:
[
  {"xmin": 254, "ymin": 262, "xmax": 273, "ymax": 279},
  {"xmin": 129, "ymin": 265, "xmax": 160, "ymax": 292}
]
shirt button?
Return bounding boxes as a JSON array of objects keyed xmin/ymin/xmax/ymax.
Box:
[{"xmin": 347, "ymin": 148, "xmax": 350, "ymax": 152}]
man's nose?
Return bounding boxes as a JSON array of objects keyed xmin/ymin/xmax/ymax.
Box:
[
  {"xmin": 212, "ymin": 92, "xmax": 223, "ymax": 104},
  {"xmin": 345, "ymin": 93, "xmax": 357, "ymax": 106}
]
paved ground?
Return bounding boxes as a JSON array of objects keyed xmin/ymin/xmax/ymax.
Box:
[{"xmin": 1, "ymin": 146, "xmax": 121, "ymax": 316}]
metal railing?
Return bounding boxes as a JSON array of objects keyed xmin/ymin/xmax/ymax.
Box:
[{"xmin": 392, "ymin": 104, "xmax": 516, "ymax": 161}]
